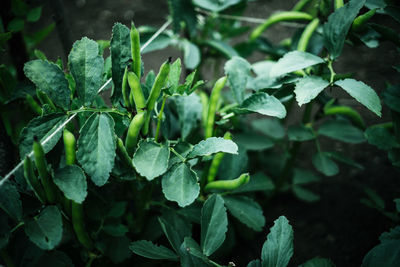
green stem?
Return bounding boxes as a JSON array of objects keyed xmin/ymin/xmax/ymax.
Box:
[
  {"xmin": 155, "ymin": 94, "xmax": 168, "ymax": 143},
  {"xmin": 292, "ymin": 0, "xmax": 313, "ymax": 11},
  {"xmin": 10, "ymin": 222, "xmax": 24, "ymax": 233},
  {"xmin": 67, "ymin": 107, "xmax": 129, "ymax": 117},
  {"xmin": 327, "ymin": 60, "xmax": 336, "ymax": 85},
  {"xmin": 169, "ymin": 147, "xmax": 186, "ymax": 163},
  {"xmin": 85, "ymin": 253, "xmax": 97, "ymax": 267},
  {"xmin": 71, "ymin": 201, "xmax": 93, "ymax": 251}
]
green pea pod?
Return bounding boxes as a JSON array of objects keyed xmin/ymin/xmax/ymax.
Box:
[
  {"xmin": 297, "ymin": 18, "xmax": 320, "ymax": 52},
  {"xmin": 292, "ymin": 0, "xmax": 313, "ymax": 11},
  {"xmin": 23, "ymin": 156, "xmax": 46, "ymax": 203},
  {"xmin": 36, "ymin": 90, "xmax": 56, "ymax": 111},
  {"xmin": 116, "ymin": 137, "xmax": 133, "ymax": 168},
  {"xmin": 125, "ymin": 111, "xmax": 146, "ymax": 156},
  {"xmin": 250, "ymin": 11, "xmax": 313, "ymax": 41},
  {"xmin": 351, "ymin": 9, "xmax": 376, "ymax": 32},
  {"xmin": 63, "ymin": 129, "xmax": 76, "ymax": 166},
  {"xmin": 130, "ymin": 21, "xmax": 141, "ymax": 80},
  {"xmin": 324, "ymin": 105, "xmax": 365, "ymax": 129},
  {"xmin": 33, "ymin": 137, "xmax": 56, "ymax": 203},
  {"xmin": 198, "ymin": 90, "xmax": 209, "ymax": 129},
  {"xmin": 71, "ymin": 201, "xmax": 93, "ymax": 250},
  {"xmin": 207, "ymin": 132, "xmax": 232, "ymax": 183},
  {"xmin": 142, "ymin": 58, "xmax": 171, "ymax": 135},
  {"xmin": 127, "ymin": 71, "xmax": 146, "ymax": 113},
  {"xmin": 205, "ymin": 173, "xmax": 250, "ymax": 192},
  {"xmin": 25, "ymin": 94, "xmax": 42, "ymax": 115},
  {"xmin": 122, "ymin": 66, "xmax": 131, "ymax": 109},
  {"xmin": 205, "ymin": 76, "xmax": 227, "ymax": 139}
]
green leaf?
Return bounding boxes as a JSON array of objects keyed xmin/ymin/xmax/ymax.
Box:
[
  {"xmin": 233, "ymin": 132, "xmax": 274, "ymax": 151},
  {"xmin": 335, "ymin": 79, "xmax": 381, "ymax": 116},
  {"xmin": 248, "ymin": 259, "xmax": 262, "ymax": 267},
  {"xmin": 26, "ymin": 6, "xmax": 42, "ymax": 22},
  {"xmin": 0, "ymin": 181, "xmax": 22, "ymax": 221},
  {"xmin": 168, "ymin": 58, "xmax": 182, "ymax": 94},
  {"xmin": 188, "ymin": 137, "xmax": 238, "ymax": 158},
  {"xmin": 168, "ymin": 0, "xmax": 197, "ymax": 37},
  {"xmin": 223, "ymin": 195, "xmax": 265, "ymax": 231},
  {"xmin": 270, "ymin": 51, "xmax": 324, "ymax": 77},
  {"xmin": 181, "ymin": 40, "xmax": 200, "ymax": 69},
  {"xmin": 251, "ymin": 118, "xmax": 285, "ymax": 139},
  {"xmin": 36, "ymin": 251, "xmax": 74, "ymax": 267},
  {"xmin": 201, "ymin": 194, "xmax": 228, "ymax": 256},
  {"xmin": 218, "ymin": 146, "xmax": 248, "ymax": 181},
  {"xmin": 162, "ymin": 163, "xmax": 200, "ymax": 207},
  {"xmin": 295, "ymin": 76, "xmax": 330, "ymax": 106},
  {"xmin": 225, "ymin": 56, "xmax": 252, "ymax": 103},
  {"xmin": 362, "ymin": 240, "xmax": 400, "ymax": 267},
  {"xmin": 323, "ymin": 0, "xmax": 366, "ymax": 59},
  {"xmin": 103, "ymin": 223, "xmax": 128, "ymax": 237},
  {"xmin": 193, "ymin": 0, "xmax": 242, "ymax": 12},
  {"xmin": 68, "ymin": 37, "xmax": 104, "ymax": 106},
  {"xmin": 180, "ymin": 237, "xmax": 210, "ymax": 267},
  {"xmin": 312, "ymin": 152, "xmax": 339, "ymax": 176},
  {"xmin": 181, "ymin": 237, "xmax": 210, "ymax": 263},
  {"xmin": 25, "ymin": 206, "xmax": 63, "ymax": 250},
  {"xmin": 139, "ymin": 27, "xmax": 172, "ymax": 54},
  {"xmin": 54, "ymin": 165, "xmax": 87, "ymax": 204},
  {"xmin": 77, "ymin": 113, "xmax": 116, "ymax": 186},
  {"xmin": 293, "ymin": 186, "xmax": 320, "ymax": 202},
  {"xmin": 129, "ymin": 240, "xmax": 178, "ymax": 260},
  {"xmin": 239, "ymin": 92, "xmax": 286, "ymax": 119},
  {"xmin": 132, "ymin": 139, "xmax": 170, "ymax": 181},
  {"xmin": 110, "ymin": 23, "xmax": 131, "ymax": 103},
  {"xmin": 318, "ymin": 119, "xmax": 365, "ymax": 143},
  {"xmin": 7, "ymin": 18, "xmax": 24, "ymax": 32},
  {"xmin": 261, "ymin": 216, "xmax": 294, "ymax": 267},
  {"xmin": 158, "ymin": 211, "xmax": 192, "ymax": 253},
  {"xmin": 326, "ymin": 151, "xmax": 364, "ymax": 170},
  {"xmin": 380, "ymin": 226, "xmax": 400, "ymax": 243},
  {"xmin": 299, "ymin": 257, "xmax": 335, "ymax": 267},
  {"xmin": 288, "ymin": 125, "xmax": 315, "ymax": 141},
  {"xmin": 383, "ymin": 85, "xmax": 400, "ymax": 113},
  {"xmin": 24, "ymin": 60, "xmax": 70, "ymax": 109},
  {"xmin": 19, "ymin": 113, "xmax": 67, "ymax": 158},
  {"xmin": 104, "ymin": 236, "xmax": 132, "ymax": 263},
  {"xmin": 174, "ymin": 94, "xmax": 202, "ymax": 140},
  {"xmin": 232, "ymin": 172, "xmax": 275, "ymax": 193},
  {"xmin": 365, "ymin": 127, "xmax": 398, "ymax": 150},
  {"xmin": 204, "ymin": 39, "xmax": 239, "ymax": 59}
]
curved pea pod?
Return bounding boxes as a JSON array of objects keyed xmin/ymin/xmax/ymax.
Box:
[
  {"xmin": 127, "ymin": 71, "xmax": 146, "ymax": 113},
  {"xmin": 142, "ymin": 58, "xmax": 171, "ymax": 135},
  {"xmin": 351, "ymin": 9, "xmax": 376, "ymax": 32},
  {"xmin": 204, "ymin": 173, "xmax": 250, "ymax": 192},
  {"xmin": 125, "ymin": 111, "xmax": 146, "ymax": 157},
  {"xmin": 122, "ymin": 66, "xmax": 131, "ymax": 109},
  {"xmin": 205, "ymin": 76, "xmax": 227, "ymax": 139},
  {"xmin": 324, "ymin": 104, "xmax": 365, "ymax": 129},
  {"xmin": 207, "ymin": 132, "xmax": 232, "ymax": 183},
  {"xmin": 250, "ymin": 11, "xmax": 313, "ymax": 41},
  {"xmin": 198, "ymin": 90, "xmax": 209, "ymax": 129},
  {"xmin": 116, "ymin": 137, "xmax": 133, "ymax": 168},
  {"xmin": 25, "ymin": 94, "xmax": 42, "ymax": 115},
  {"xmin": 63, "ymin": 129, "xmax": 76, "ymax": 166},
  {"xmin": 23, "ymin": 156, "xmax": 46, "ymax": 203},
  {"xmin": 130, "ymin": 21, "xmax": 141, "ymax": 80},
  {"xmin": 71, "ymin": 201, "xmax": 93, "ymax": 250},
  {"xmin": 297, "ymin": 18, "xmax": 320, "ymax": 52}
]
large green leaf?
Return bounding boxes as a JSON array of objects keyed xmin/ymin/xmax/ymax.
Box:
[
  {"xmin": 162, "ymin": 163, "xmax": 200, "ymax": 207},
  {"xmin": 25, "ymin": 206, "xmax": 63, "ymax": 250},
  {"xmin": 158, "ymin": 211, "xmax": 192, "ymax": 253},
  {"xmin": 288, "ymin": 124, "xmax": 315, "ymax": 141},
  {"xmin": 362, "ymin": 240, "xmax": 400, "ymax": 267},
  {"xmin": 365, "ymin": 127, "xmax": 399, "ymax": 150},
  {"xmin": 129, "ymin": 240, "xmax": 178, "ymax": 260},
  {"xmin": 54, "ymin": 165, "xmax": 87, "ymax": 204},
  {"xmin": 132, "ymin": 139, "xmax": 170, "ymax": 181},
  {"xmin": 0, "ymin": 181, "xmax": 22, "ymax": 221},
  {"xmin": 248, "ymin": 260, "xmax": 262, "ymax": 267},
  {"xmin": 180, "ymin": 237, "xmax": 210, "ymax": 267},
  {"xmin": 225, "ymin": 56, "xmax": 252, "ymax": 103},
  {"xmin": 299, "ymin": 257, "xmax": 335, "ymax": 267},
  {"xmin": 201, "ymin": 194, "xmax": 228, "ymax": 256},
  {"xmin": 335, "ymin": 79, "xmax": 381, "ymax": 116},
  {"xmin": 270, "ymin": 51, "xmax": 324, "ymax": 77},
  {"xmin": 110, "ymin": 23, "xmax": 131, "ymax": 103},
  {"xmin": 24, "ymin": 60, "xmax": 70, "ymax": 109},
  {"xmin": 261, "ymin": 216, "xmax": 294, "ymax": 267},
  {"xmin": 294, "ymin": 76, "xmax": 330, "ymax": 106},
  {"xmin": 19, "ymin": 113, "xmax": 67, "ymax": 158},
  {"xmin": 251, "ymin": 118, "xmax": 285, "ymax": 139},
  {"xmin": 323, "ymin": 0, "xmax": 366, "ymax": 59},
  {"xmin": 239, "ymin": 93, "xmax": 286, "ymax": 119},
  {"xmin": 233, "ymin": 132, "xmax": 274, "ymax": 151},
  {"xmin": 181, "ymin": 39, "xmax": 200, "ymax": 69},
  {"xmin": 318, "ymin": 119, "xmax": 365, "ymax": 143},
  {"xmin": 68, "ymin": 37, "xmax": 104, "ymax": 106},
  {"xmin": 223, "ymin": 195, "xmax": 265, "ymax": 231},
  {"xmin": 383, "ymin": 85, "xmax": 400, "ymax": 113},
  {"xmin": 312, "ymin": 152, "xmax": 339, "ymax": 176},
  {"xmin": 193, "ymin": 0, "xmax": 242, "ymax": 12},
  {"xmin": 188, "ymin": 137, "xmax": 238, "ymax": 158},
  {"xmin": 174, "ymin": 94, "xmax": 202, "ymax": 140},
  {"xmin": 77, "ymin": 113, "xmax": 116, "ymax": 186}
]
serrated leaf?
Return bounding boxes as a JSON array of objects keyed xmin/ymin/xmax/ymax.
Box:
[
  {"xmin": 77, "ymin": 113, "xmax": 116, "ymax": 186},
  {"xmin": 288, "ymin": 125, "xmax": 315, "ymax": 141},
  {"xmin": 162, "ymin": 163, "xmax": 200, "ymax": 207},
  {"xmin": 68, "ymin": 37, "xmax": 104, "ymax": 106},
  {"xmin": 239, "ymin": 93, "xmax": 286, "ymax": 119},
  {"xmin": 0, "ymin": 181, "xmax": 22, "ymax": 221},
  {"xmin": 261, "ymin": 216, "xmax": 294, "ymax": 267},
  {"xmin": 335, "ymin": 79, "xmax": 381, "ymax": 116},
  {"xmin": 323, "ymin": 0, "xmax": 366, "ymax": 59},
  {"xmin": 54, "ymin": 165, "xmax": 87, "ymax": 204},
  {"xmin": 295, "ymin": 76, "xmax": 330, "ymax": 106},
  {"xmin": 174, "ymin": 94, "xmax": 202, "ymax": 140},
  {"xmin": 318, "ymin": 119, "xmax": 365, "ymax": 143},
  {"xmin": 225, "ymin": 56, "xmax": 252, "ymax": 103},
  {"xmin": 299, "ymin": 257, "xmax": 335, "ymax": 267},
  {"xmin": 188, "ymin": 137, "xmax": 238, "ymax": 158},
  {"xmin": 270, "ymin": 51, "xmax": 324, "ymax": 77},
  {"xmin": 168, "ymin": 58, "xmax": 182, "ymax": 94},
  {"xmin": 158, "ymin": 211, "xmax": 192, "ymax": 253},
  {"xmin": 312, "ymin": 152, "xmax": 339, "ymax": 176},
  {"xmin": 25, "ymin": 206, "xmax": 63, "ymax": 250},
  {"xmin": 19, "ymin": 113, "xmax": 67, "ymax": 158},
  {"xmin": 110, "ymin": 23, "xmax": 131, "ymax": 103},
  {"xmin": 129, "ymin": 240, "xmax": 178, "ymax": 260},
  {"xmin": 362, "ymin": 240, "xmax": 400, "ymax": 267},
  {"xmin": 180, "ymin": 238, "xmax": 210, "ymax": 267},
  {"xmin": 201, "ymin": 194, "xmax": 228, "ymax": 256},
  {"xmin": 24, "ymin": 60, "xmax": 70, "ymax": 109},
  {"xmin": 132, "ymin": 139, "xmax": 170, "ymax": 181},
  {"xmin": 379, "ymin": 226, "xmax": 400, "ymax": 243},
  {"xmin": 223, "ymin": 195, "xmax": 265, "ymax": 231},
  {"xmin": 182, "ymin": 40, "xmax": 200, "ymax": 69}
]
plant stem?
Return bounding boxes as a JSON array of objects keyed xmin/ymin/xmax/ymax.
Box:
[
  {"xmin": 10, "ymin": 222, "xmax": 24, "ymax": 233},
  {"xmin": 68, "ymin": 107, "xmax": 129, "ymax": 117},
  {"xmin": 169, "ymin": 147, "xmax": 186, "ymax": 163},
  {"xmin": 155, "ymin": 94, "xmax": 168, "ymax": 142},
  {"xmin": 327, "ymin": 60, "xmax": 336, "ymax": 85}
]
